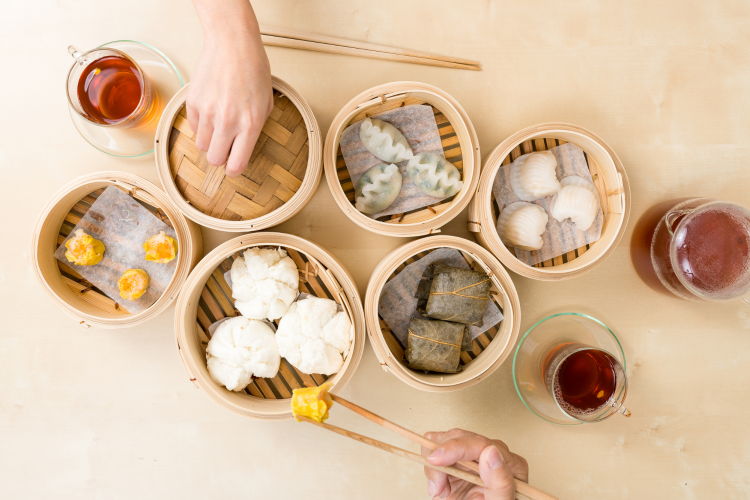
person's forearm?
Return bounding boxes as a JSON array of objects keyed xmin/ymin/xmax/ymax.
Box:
[{"xmin": 192, "ymin": 0, "xmax": 262, "ymax": 47}]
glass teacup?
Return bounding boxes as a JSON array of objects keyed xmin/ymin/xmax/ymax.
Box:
[
  {"xmin": 66, "ymin": 45, "xmax": 158, "ymax": 128},
  {"xmin": 513, "ymin": 313, "xmax": 631, "ymax": 425}
]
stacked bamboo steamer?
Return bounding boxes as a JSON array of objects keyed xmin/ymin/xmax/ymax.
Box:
[
  {"xmin": 174, "ymin": 233, "xmax": 365, "ymax": 420},
  {"xmin": 469, "ymin": 123, "xmax": 630, "ymax": 280},
  {"xmin": 326, "ymin": 82, "xmax": 522, "ymax": 391},
  {"xmin": 154, "ymin": 76, "xmax": 323, "ymax": 232},
  {"xmin": 31, "ymin": 171, "xmax": 203, "ymax": 329},
  {"xmin": 324, "ymin": 82, "xmax": 480, "ymax": 237}
]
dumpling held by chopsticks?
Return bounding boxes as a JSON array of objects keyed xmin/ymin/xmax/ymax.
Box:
[{"xmin": 291, "ymin": 382, "xmax": 334, "ymax": 423}]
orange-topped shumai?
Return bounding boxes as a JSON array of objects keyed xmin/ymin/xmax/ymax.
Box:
[
  {"xmin": 117, "ymin": 269, "xmax": 149, "ymax": 301},
  {"xmin": 143, "ymin": 231, "xmax": 178, "ymax": 263},
  {"xmin": 64, "ymin": 229, "xmax": 105, "ymax": 266},
  {"xmin": 291, "ymin": 382, "xmax": 334, "ymax": 423}
]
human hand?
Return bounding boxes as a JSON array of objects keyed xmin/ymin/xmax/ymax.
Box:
[
  {"xmin": 422, "ymin": 429, "xmax": 529, "ymax": 500},
  {"xmin": 188, "ymin": 0, "xmax": 273, "ymax": 177}
]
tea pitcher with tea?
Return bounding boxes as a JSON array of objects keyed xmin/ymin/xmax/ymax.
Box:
[{"xmin": 633, "ymin": 198, "xmax": 750, "ymax": 303}]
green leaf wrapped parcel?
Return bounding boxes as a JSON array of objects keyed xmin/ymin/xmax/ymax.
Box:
[
  {"xmin": 415, "ymin": 264, "xmax": 491, "ymax": 327},
  {"xmin": 406, "ymin": 318, "xmax": 471, "ymax": 373}
]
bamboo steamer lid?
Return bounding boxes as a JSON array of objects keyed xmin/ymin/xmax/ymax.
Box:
[
  {"xmin": 468, "ymin": 123, "xmax": 631, "ymax": 281},
  {"xmin": 324, "ymin": 82, "xmax": 480, "ymax": 237},
  {"xmin": 174, "ymin": 233, "xmax": 365, "ymax": 420},
  {"xmin": 154, "ymin": 77, "xmax": 322, "ymax": 232},
  {"xmin": 31, "ymin": 171, "xmax": 203, "ymax": 329},
  {"xmin": 365, "ymin": 236, "xmax": 521, "ymax": 392}
]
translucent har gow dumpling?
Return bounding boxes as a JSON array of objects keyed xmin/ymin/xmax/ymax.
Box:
[
  {"xmin": 359, "ymin": 117, "xmax": 413, "ymax": 163},
  {"xmin": 510, "ymin": 151, "xmax": 561, "ymax": 201},
  {"xmin": 355, "ymin": 163, "xmax": 403, "ymax": 214},
  {"xmin": 549, "ymin": 176, "xmax": 600, "ymax": 231},
  {"xmin": 406, "ymin": 153, "xmax": 463, "ymax": 198},
  {"xmin": 496, "ymin": 202, "xmax": 548, "ymax": 251}
]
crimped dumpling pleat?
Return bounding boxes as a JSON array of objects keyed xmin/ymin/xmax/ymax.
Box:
[
  {"xmin": 496, "ymin": 202, "xmax": 549, "ymax": 251},
  {"xmin": 406, "ymin": 153, "xmax": 463, "ymax": 198},
  {"xmin": 359, "ymin": 117, "xmax": 414, "ymax": 163},
  {"xmin": 354, "ymin": 163, "xmax": 402, "ymax": 214},
  {"xmin": 549, "ymin": 175, "xmax": 600, "ymax": 231},
  {"xmin": 510, "ymin": 151, "xmax": 561, "ymax": 201}
]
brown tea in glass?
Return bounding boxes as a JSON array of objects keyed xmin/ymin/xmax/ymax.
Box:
[
  {"xmin": 66, "ymin": 45, "xmax": 157, "ymax": 128},
  {"xmin": 542, "ymin": 342, "xmax": 629, "ymax": 421},
  {"xmin": 631, "ymin": 198, "xmax": 750, "ymax": 302},
  {"xmin": 77, "ymin": 55, "xmax": 143, "ymax": 125}
]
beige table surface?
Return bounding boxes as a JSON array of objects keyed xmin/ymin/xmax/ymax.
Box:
[{"xmin": 3, "ymin": 1, "xmax": 750, "ymax": 498}]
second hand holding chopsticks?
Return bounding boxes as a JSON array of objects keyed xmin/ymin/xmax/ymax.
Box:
[{"xmin": 297, "ymin": 391, "xmax": 557, "ymax": 500}]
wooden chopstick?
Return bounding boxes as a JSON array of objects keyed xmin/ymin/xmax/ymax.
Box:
[
  {"xmin": 297, "ymin": 415, "xmax": 483, "ymax": 487},
  {"xmin": 260, "ymin": 25, "xmax": 481, "ymax": 68},
  {"xmin": 331, "ymin": 394, "xmax": 558, "ymax": 500},
  {"xmin": 260, "ymin": 34, "xmax": 481, "ymax": 71}
]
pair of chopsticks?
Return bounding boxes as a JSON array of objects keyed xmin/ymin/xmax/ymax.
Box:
[
  {"xmin": 297, "ymin": 394, "xmax": 557, "ymax": 500},
  {"xmin": 260, "ymin": 25, "xmax": 481, "ymax": 71}
]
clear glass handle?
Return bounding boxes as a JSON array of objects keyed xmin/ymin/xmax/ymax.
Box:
[
  {"xmin": 665, "ymin": 208, "xmax": 697, "ymax": 237},
  {"xmin": 68, "ymin": 45, "xmax": 86, "ymax": 65},
  {"xmin": 610, "ymin": 399, "xmax": 631, "ymax": 418}
]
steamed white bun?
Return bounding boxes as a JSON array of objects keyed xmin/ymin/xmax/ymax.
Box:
[
  {"xmin": 206, "ymin": 316, "xmax": 280, "ymax": 391},
  {"xmin": 275, "ymin": 296, "xmax": 354, "ymax": 375},
  {"xmin": 230, "ymin": 247, "xmax": 299, "ymax": 321}
]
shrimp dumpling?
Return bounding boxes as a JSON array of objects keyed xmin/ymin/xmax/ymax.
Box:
[
  {"xmin": 406, "ymin": 153, "xmax": 463, "ymax": 198},
  {"xmin": 510, "ymin": 151, "xmax": 561, "ymax": 201},
  {"xmin": 496, "ymin": 202, "xmax": 548, "ymax": 251},
  {"xmin": 359, "ymin": 117, "xmax": 413, "ymax": 163},
  {"xmin": 355, "ymin": 163, "xmax": 403, "ymax": 214},
  {"xmin": 549, "ymin": 176, "xmax": 600, "ymax": 231}
]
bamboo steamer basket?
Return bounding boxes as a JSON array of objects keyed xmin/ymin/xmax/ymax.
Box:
[
  {"xmin": 324, "ymin": 82, "xmax": 480, "ymax": 237},
  {"xmin": 174, "ymin": 233, "xmax": 365, "ymax": 420},
  {"xmin": 31, "ymin": 171, "xmax": 203, "ymax": 329},
  {"xmin": 468, "ymin": 123, "xmax": 630, "ymax": 281},
  {"xmin": 154, "ymin": 77, "xmax": 322, "ymax": 232},
  {"xmin": 365, "ymin": 236, "xmax": 521, "ymax": 392}
]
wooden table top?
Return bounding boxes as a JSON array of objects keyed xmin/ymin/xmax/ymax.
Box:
[{"xmin": 3, "ymin": 1, "xmax": 750, "ymax": 498}]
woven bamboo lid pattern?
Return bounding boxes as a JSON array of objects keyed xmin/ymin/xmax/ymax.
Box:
[{"xmin": 155, "ymin": 77, "xmax": 322, "ymax": 232}]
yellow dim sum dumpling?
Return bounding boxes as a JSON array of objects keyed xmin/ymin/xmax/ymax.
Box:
[
  {"xmin": 549, "ymin": 176, "xmax": 600, "ymax": 231},
  {"xmin": 510, "ymin": 151, "xmax": 560, "ymax": 201},
  {"xmin": 143, "ymin": 231, "xmax": 178, "ymax": 263},
  {"xmin": 291, "ymin": 382, "xmax": 334, "ymax": 423},
  {"xmin": 64, "ymin": 229, "xmax": 105, "ymax": 266},
  {"xmin": 496, "ymin": 202, "xmax": 549, "ymax": 251},
  {"xmin": 117, "ymin": 269, "xmax": 149, "ymax": 301}
]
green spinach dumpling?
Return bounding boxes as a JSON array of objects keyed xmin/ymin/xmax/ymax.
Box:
[
  {"xmin": 406, "ymin": 153, "xmax": 463, "ymax": 198},
  {"xmin": 359, "ymin": 118, "xmax": 413, "ymax": 163},
  {"xmin": 354, "ymin": 163, "xmax": 403, "ymax": 214}
]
